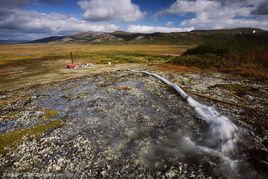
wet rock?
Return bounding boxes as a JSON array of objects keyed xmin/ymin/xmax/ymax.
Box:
[{"xmin": 0, "ymin": 69, "xmax": 267, "ymax": 178}]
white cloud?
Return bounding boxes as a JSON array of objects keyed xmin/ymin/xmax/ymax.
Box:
[
  {"xmin": 162, "ymin": 0, "xmax": 219, "ymax": 15},
  {"xmin": 78, "ymin": 0, "xmax": 145, "ymax": 22},
  {"xmin": 158, "ymin": 0, "xmax": 268, "ymax": 30},
  {"xmin": 127, "ymin": 25, "xmax": 194, "ymax": 33},
  {"xmin": 0, "ymin": 8, "xmax": 119, "ymax": 40},
  {"xmin": 166, "ymin": 21, "xmax": 173, "ymax": 27}
]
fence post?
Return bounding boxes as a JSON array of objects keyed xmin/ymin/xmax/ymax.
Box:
[{"xmin": 70, "ymin": 52, "xmax": 74, "ymax": 64}]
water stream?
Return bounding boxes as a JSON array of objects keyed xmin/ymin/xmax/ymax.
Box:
[{"xmin": 131, "ymin": 70, "xmax": 240, "ymax": 168}]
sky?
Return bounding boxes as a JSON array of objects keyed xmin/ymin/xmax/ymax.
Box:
[{"xmin": 0, "ymin": 0, "xmax": 267, "ymax": 40}]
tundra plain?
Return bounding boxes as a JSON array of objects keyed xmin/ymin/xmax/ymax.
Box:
[{"xmin": 0, "ymin": 43, "xmax": 267, "ymax": 178}]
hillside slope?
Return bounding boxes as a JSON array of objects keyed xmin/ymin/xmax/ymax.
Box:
[{"xmin": 29, "ymin": 28, "xmax": 268, "ymax": 45}]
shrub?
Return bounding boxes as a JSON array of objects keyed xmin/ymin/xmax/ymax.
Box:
[
  {"xmin": 171, "ymin": 54, "xmax": 224, "ymax": 68},
  {"xmin": 183, "ymin": 43, "xmax": 229, "ymax": 57},
  {"xmin": 171, "ymin": 33, "xmax": 268, "ymax": 70}
]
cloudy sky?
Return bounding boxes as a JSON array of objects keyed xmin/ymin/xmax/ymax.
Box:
[{"xmin": 0, "ymin": 0, "xmax": 267, "ymax": 40}]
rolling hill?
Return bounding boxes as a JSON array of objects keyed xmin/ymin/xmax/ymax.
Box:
[{"xmin": 28, "ymin": 28, "xmax": 268, "ymax": 45}]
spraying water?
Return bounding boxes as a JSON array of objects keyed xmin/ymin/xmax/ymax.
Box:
[
  {"xmin": 130, "ymin": 70, "xmax": 239, "ymax": 163},
  {"xmin": 187, "ymin": 97, "xmax": 238, "ymax": 154}
]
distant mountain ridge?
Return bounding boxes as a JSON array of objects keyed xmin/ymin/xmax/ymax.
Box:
[
  {"xmin": 26, "ymin": 28, "xmax": 268, "ymax": 45},
  {"xmin": 29, "ymin": 36, "xmax": 67, "ymax": 43},
  {"xmin": 0, "ymin": 39, "xmax": 27, "ymax": 44}
]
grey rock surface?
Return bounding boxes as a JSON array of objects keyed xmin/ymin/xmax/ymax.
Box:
[{"xmin": 0, "ymin": 70, "xmax": 267, "ymax": 178}]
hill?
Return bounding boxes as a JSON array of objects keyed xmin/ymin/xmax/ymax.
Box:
[
  {"xmin": 29, "ymin": 36, "xmax": 67, "ymax": 43},
  {"xmin": 0, "ymin": 39, "xmax": 26, "ymax": 44},
  {"xmin": 28, "ymin": 28, "xmax": 267, "ymax": 45}
]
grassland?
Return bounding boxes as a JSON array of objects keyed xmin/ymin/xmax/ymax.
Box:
[
  {"xmin": 0, "ymin": 44, "xmax": 186, "ymax": 91},
  {"xmin": 0, "ymin": 40, "xmax": 267, "ymax": 92},
  {"xmin": 170, "ymin": 33, "xmax": 268, "ymax": 79}
]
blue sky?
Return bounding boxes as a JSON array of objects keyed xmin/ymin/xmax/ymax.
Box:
[
  {"xmin": 0, "ymin": 0, "xmax": 267, "ymax": 40},
  {"xmin": 28, "ymin": 1, "xmax": 176, "ymax": 19}
]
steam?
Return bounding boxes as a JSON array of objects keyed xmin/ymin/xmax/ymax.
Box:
[
  {"xmin": 187, "ymin": 97, "xmax": 238, "ymax": 154},
  {"xmin": 182, "ymin": 136, "xmax": 238, "ymax": 169},
  {"xmin": 130, "ymin": 70, "xmax": 239, "ymax": 164}
]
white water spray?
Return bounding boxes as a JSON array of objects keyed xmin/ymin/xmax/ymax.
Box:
[
  {"xmin": 130, "ymin": 70, "xmax": 239, "ymax": 156},
  {"xmin": 182, "ymin": 136, "xmax": 238, "ymax": 169}
]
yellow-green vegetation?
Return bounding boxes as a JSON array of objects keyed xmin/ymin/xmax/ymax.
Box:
[
  {"xmin": 0, "ymin": 44, "xmax": 184, "ymax": 66},
  {"xmin": 170, "ymin": 34, "xmax": 268, "ymax": 79},
  {"xmin": 43, "ymin": 109, "xmax": 59, "ymax": 119},
  {"xmin": 0, "ymin": 120, "xmax": 62, "ymax": 154},
  {"xmin": 5, "ymin": 111, "xmax": 20, "ymax": 119},
  {"xmin": 0, "ymin": 44, "xmax": 186, "ymax": 91},
  {"xmin": 0, "ymin": 100, "xmax": 11, "ymax": 108},
  {"xmin": 70, "ymin": 91, "xmax": 91, "ymax": 100},
  {"xmin": 214, "ymin": 84, "xmax": 247, "ymax": 91}
]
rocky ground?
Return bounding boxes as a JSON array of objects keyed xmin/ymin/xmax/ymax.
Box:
[{"xmin": 0, "ymin": 67, "xmax": 267, "ymax": 178}]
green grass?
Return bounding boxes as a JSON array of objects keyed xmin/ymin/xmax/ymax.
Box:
[
  {"xmin": 0, "ymin": 120, "xmax": 62, "ymax": 154},
  {"xmin": 170, "ymin": 33, "xmax": 268, "ymax": 70},
  {"xmin": 43, "ymin": 109, "xmax": 59, "ymax": 119},
  {"xmin": 171, "ymin": 54, "xmax": 223, "ymax": 68}
]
